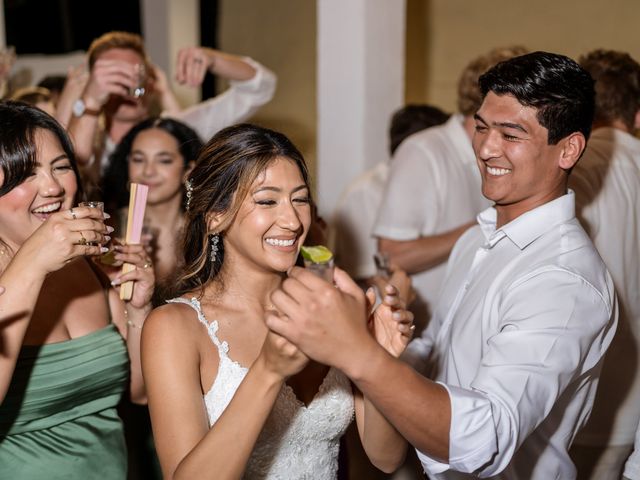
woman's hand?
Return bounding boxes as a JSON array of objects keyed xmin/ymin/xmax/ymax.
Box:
[
  {"xmin": 110, "ymin": 243, "xmax": 155, "ymax": 310},
  {"xmin": 367, "ymin": 279, "xmax": 414, "ymax": 358},
  {"xmin": 259, "ymin": 318, "xmax": 309, "ymax": 380},
  {"xmin": 17, "ymin": 206, "xmax": 110, "ymax": 275}
]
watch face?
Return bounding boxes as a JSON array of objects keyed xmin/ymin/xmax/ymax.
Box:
[{"xmin": 72, "ymin": 99, "xmax": 85, "ymax": 117}]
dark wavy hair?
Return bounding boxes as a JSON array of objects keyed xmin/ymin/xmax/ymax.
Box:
[
  {"xmin": 170, "ymin": 123, "xmax": 310, "ymax": 298},
  {"xmin": 0, "ymin": 100, "xmax": 82, "ymax": 198},
  {"xmin": 479, "ymin": 51, "xmax": 595, "ymax": 145},
  {"xmin": 102, "ymin": 117, "xmax": 203, "ymax": 212}
]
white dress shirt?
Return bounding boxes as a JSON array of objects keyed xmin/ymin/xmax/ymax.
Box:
[
  {"xmin": 405, "ymin": 192, "xmax": 618, "ymax": 479},
  {"xmin": 569, "ymin": 128, "xmax": 640, "ymax": 451},
  {"xmin": 373, "ymin": 114, "xmax": 491, "ymax": 321}
]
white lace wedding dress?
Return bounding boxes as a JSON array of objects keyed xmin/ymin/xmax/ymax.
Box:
[{"xmin": 167, "ymin": 297, "xmax": 355, "ymax": 479}]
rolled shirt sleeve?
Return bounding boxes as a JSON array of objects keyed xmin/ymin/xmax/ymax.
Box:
[
  {"xmin": 169, "ymin": 57, "xmax": 277, "ymax": 142},
  {"xmin": 417, "ymin": 268, "xmax": 616, "ymax": 477}
]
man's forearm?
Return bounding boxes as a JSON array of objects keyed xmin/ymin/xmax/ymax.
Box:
[
  {"xmin": 378, "ymin": 222, "xmax": 474, "ymax": 275},
  {"xmin": 345, "ymin": 339, "xmax": 452, "ymax": 462}
]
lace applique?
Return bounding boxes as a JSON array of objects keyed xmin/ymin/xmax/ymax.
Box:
[{"xmin": 166, "ymin": 297, "xmax": 355, "ymax": 479}]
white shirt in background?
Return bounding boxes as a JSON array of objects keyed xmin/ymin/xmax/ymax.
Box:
[
  {"xmin": 332, "ymin": 162, "xmax": 389, "ymax": 279},
  {"xmin": 406, "ymin": 192, "xmax": 617, "ymax": 479},
  {"xmin": 373, "ymin": 114, "xmax": 490, "ymax": 323}
]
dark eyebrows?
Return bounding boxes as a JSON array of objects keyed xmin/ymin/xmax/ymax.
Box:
[
  {"xmin": 253, "ymin": 184, "xmax": 309, "ymax": 194},
  {"xmin": 473, "ymin": 113, "xmax": 528, "ymax": 134}
]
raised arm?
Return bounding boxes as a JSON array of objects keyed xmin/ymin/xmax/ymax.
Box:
[
  {"xmin": 67, "ymin": 59, "xmax": 137, "ymax": 165},
  {"xmin": 107, "ymin": 243, "xmax": 155, "ymax": 404},
  {"xmin": 0, "ymin": 206, "xmax": 109, "ymax": 401},
  {"xmin": 353, "ymin": 276, "xmax": 413, "ymax": 473},
  {"xmin": 170, "ymin": 48, "xmax": 277, "ymax": 142},
  {"xmin": 143, "ymin": 306, "xmax": 308, "ymax": 480}
]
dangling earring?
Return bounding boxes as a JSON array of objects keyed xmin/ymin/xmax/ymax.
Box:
[
  {"xmin": 210, "ymin": 233, "xmax": 220, "ymax": 262},
  {"xmin": 185, "ymin": 179, "xmax": 193, "ymax": 211}
]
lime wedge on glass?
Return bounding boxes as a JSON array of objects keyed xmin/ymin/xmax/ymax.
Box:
[{"xmin": 300, "ymin": 245, "xmax": 333, "ymax": 264}]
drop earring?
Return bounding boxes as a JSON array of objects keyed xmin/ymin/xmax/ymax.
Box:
[{"xmin": 210, "ymin": 233, "xmax": 219, "ymax": 262}]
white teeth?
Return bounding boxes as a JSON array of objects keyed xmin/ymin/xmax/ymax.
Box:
[
  {"xmin": 487, "ymin": 166, "xmax": 511, "ymax": 176},
  {"xmin": 265, "ymin": 238, "xmax": 295, "ymax": 247},
  {"xmin": 32, "ymin": 202, "xmax": 61, "ymax": 214}
]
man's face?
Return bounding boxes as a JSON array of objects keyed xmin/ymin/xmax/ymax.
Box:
[
  {"xmin": 472, "ymin": 92, "xmax": 568, "ymax": 225},
  {"xmin": 97, "ymin": 47, "xmax": 149, "ymax": 123}
]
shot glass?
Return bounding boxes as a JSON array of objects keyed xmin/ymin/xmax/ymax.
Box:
[
  {"xmin": 129, "ymin": 63, "xmax": 146, "ymax": 98},
  {"xmin": 79, "ymin": 201, "xmax": 104, "ymax": 247},
  {"xmin": 303, "ymin": 257, "xmax": 335, "ymax": 283}
]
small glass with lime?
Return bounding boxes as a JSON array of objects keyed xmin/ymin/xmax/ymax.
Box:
[{"xmin": 300, "ymin": 245, "xmax": 334, "ymax": 283}]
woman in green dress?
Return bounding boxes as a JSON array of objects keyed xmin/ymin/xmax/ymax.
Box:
[{"xmin": 0, "ymin": 101, "xmax": 155, "ymax": 479}]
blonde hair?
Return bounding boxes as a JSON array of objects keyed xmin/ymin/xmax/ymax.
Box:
[
  {"xmin": 457, "ymin": 46, "xmax": 529, "ymax": 116},
  {"xmin": 87, "ymin": 31, "xmax": 149, "ymax": 69}
]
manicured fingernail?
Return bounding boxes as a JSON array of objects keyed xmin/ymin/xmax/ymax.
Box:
[
  {"xmin": 100, "ymin": 247, "xmax": 109, "ymax": 253},
  {"xmin": 393, "ymin": 311, "xmax": 403, "ymax": 320},
  {"xmin": 106, "ymin": 226, "xmax": 115, "ymax": 233},
  {"xmin": 111, "ymin": 278, "xmax": 121, "ymax": 286},
  {"xmin": 104, "ymin": 235, "xmax": 111, "ymax": 242},
  {"xmin": 103, "ymin": 212, "xmax": 111, "ymax": 219}
]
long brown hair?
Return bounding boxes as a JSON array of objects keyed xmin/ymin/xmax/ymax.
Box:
[{"xmin": 169, "ymin": 123, "xmax": 310, "ymax": 299}]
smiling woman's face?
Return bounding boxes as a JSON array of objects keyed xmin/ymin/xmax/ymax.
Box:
[
  {"xmin": 220, "ymin": 157, "xmax": 312, "ymax": 275},
  {"xmin": 0, "ymin": 128, "xmax": 77, "ymax": 251}
]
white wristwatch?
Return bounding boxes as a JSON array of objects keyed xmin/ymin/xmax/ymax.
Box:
[{"xmin": 72, "ymin": 98, "xmax": 101, "ymax": 118}]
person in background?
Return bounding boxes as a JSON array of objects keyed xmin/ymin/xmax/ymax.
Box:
[
  {"xmin": 373, "ymin": 46, "xmax": 527, "ymax": 328},
  {"xmin": 142, "ymin": 123, "xmax": 413, "ymax": 479},
  {"xmin": 267, "ymin": 51, "xmax": 618, "ymax": 480},
  {"xmin": 332, "ymin": 104, "xmax": 449, "ymax": 290},
  {"xmin": 563, "ymin": 49, "xmax": 640, "ymax": 480},
  {"xmin": 0, "ymin": 100, "xmax": 154, "ymax": 479},
  {"xmin": 103, "ymin": 117, "xmax": 203, "ymax": 288},
  {"xmin": 9, "ymin": 85, "xmax": 56, "ymax": 116},
  {"xmin": 67, "ymin": 31, "xmax": 276, "ymax": 186}
]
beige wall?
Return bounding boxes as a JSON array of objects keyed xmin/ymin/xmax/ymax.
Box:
[
  {"xmin": 217, "ymin": 0, "xmax": 317, "ymax": 185},
  {"xmin": 407, "ymin": 0, "xmax": 640, "ymax": 113}
]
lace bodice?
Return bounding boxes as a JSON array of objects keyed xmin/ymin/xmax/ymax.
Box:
[{"xmin": 167, "ymin": 297, "xmax": 354, "ymax": 479}]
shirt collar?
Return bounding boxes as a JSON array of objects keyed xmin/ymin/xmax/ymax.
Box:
[{"xmin": 477, "ymin": 191, "xmax": 576, "ymax": 250}]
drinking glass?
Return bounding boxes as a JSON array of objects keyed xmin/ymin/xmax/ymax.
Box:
[
  {"xmin": 79, "ymin": 201, "xmax": 104, "ymax": 247},
  {"xmin": 303, "ymin": 257, "xmax": 335, "ymax": 283},
  {"xmin": 129, "ymin": 63, "xmax": 146, "ymax": 98}
]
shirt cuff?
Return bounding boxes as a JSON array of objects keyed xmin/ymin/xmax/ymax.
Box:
[
  {"xmin": 229, "ymin": 57, "xmax": 276, "ymax": 92},
  {"xmin": 417, "ymin": 383, "xmax": 498, "ymax": 477}
]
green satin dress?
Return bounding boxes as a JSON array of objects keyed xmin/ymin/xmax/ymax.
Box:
[{"xmin": 0, "ymin": 324, "xmax": 129, "ymax": 479}]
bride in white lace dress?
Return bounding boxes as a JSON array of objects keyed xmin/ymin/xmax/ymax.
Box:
[{"xmin": 141, "ymin": 124, "xmax": 413, "ymax": 479}]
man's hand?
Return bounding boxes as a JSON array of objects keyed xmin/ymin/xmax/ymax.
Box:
[{"xmin": 267, "ymin": 266, "xmax": 376, "ymax": 371}]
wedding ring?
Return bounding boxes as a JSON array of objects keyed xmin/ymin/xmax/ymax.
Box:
[
  {"xmin": 70, "ymin": 208, "xmax": 77, "ymax": 220},
  {"xmin": 142, "ymin": 262, "xmax": 152, "ymax": 269},
  {"xmin": 78, "ymin": 231, "xmax": 87, "ymax": 245}
]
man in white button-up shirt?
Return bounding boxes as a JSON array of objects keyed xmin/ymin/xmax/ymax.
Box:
[{"xmin": 268, "ymin": 51, "xmax": 618, "ymax": 480}]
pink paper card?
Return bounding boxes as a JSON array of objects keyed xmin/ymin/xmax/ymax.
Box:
[{"xmin": 120, "ymin": 183, "xmax": 149, "ymax": 300}]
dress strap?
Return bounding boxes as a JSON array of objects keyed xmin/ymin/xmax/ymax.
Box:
[{"xmin": 166, "ymin": 297, "xmax": 230, "ymax": 356}]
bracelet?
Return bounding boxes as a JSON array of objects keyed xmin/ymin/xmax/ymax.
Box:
[
  {"xmin": 124, "ymin": 308, "xmax": 143, "ymax": 329},
  {"xmin": 126, "ymin": 319, "xmax": 144, "ymax": 329}
]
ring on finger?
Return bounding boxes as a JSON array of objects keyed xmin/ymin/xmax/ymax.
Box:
[
  {"xmin": 78, "ymin": 231, "xmax": 87, "ymax": 246},
  {"xmin": 142, "ymin": 261, "xmax": 152, "ymax": 269},
  {"xmin": 70, "ymin": 208, "xmax": 77, "ymax": 220}
]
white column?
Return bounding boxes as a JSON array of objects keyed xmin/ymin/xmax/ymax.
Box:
[
  {"xmin": 316, "ymin": 0, "xmax": 406, "ymax": 216},
  {"xmin": 141, "ymin": 0, "xmax": 200, "ymax": 107}
]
